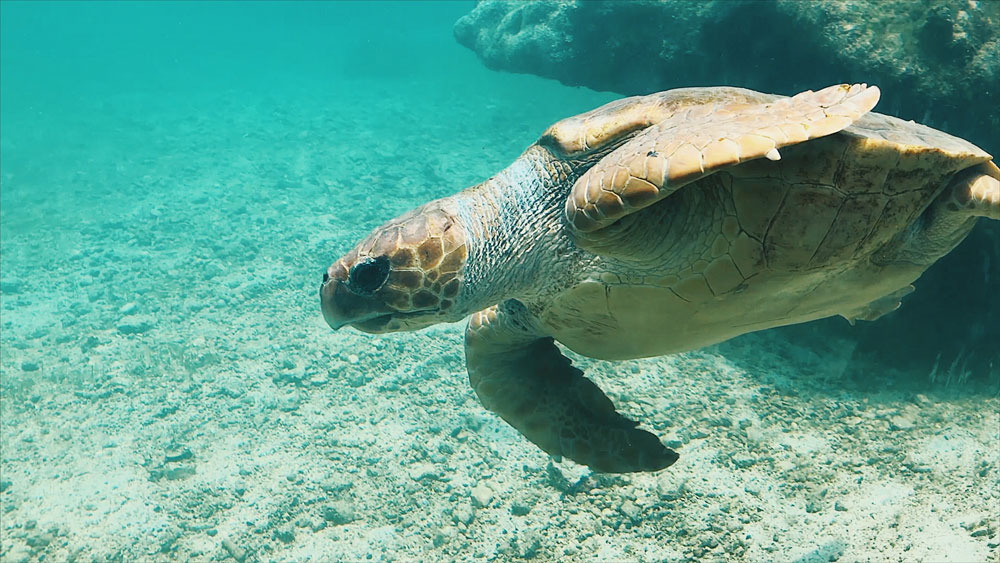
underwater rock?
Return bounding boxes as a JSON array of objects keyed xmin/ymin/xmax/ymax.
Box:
[
  {"xmin": 221, "ymin": 539, "xmax": 247, "ymax": 563},
  {"xmin": 321, "ymin": 501, "xmax": 356, "ymax": 525},
  {"xmin": 510, "ymin": 502, "xmax": 532, "ymax": 516},
  {"xmin": 25, "ymin": 531, "xmax": 54, "ymax": 548},
  {"xmin": 3, "ymin": 543, "xmax": 30, "ymax": 563},
  {"xmin": 272, "ymin": 528, "xmax": 294, "ymax": 544},
  {"xmin": 0, "ymin": 277, "xmax": 22, "ymax": 294},
  {"xmin": 163, "ymin": 466, "xmax": 196, "ymax": 481},
  {"xmin": 452, "ymin": 502, "xmax": 474, "ymax": 526},
  {"xmin": 407, "ymin": 462, "xmax": 440, "ymax": 482},
  {"xmin": 455, "ymin": 0, "xmax": 999, "ymax": 142},
  {"xmin": 889, "ymin": 413, "xmax": 916, "ymax": 431},
  {"xmin": 470, "ymin": 482, "xmax": 494, "ymax": 508},
  {"xmin": 164, "ymin": 446, "xmax": 193, "ymax": 463},
  {"xmin": 116, "ymin": 315, "xmax": 156, "ymax": 335},
  {"xmin": 795, "ymin": 539, "xmax": 848, "ymax": 563}
]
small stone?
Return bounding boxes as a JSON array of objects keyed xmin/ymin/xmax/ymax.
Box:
[
  {"xmin": 27, "ymin": 327, "xmax": 48, "ymax": 339},
  {"xmin": 960, "ymin": 514, "xmax": 985, "ymax": 531},
  {"xmin": 438, "ymin": 525, "xmax": 458, "ymax": 546},
  {"xmin": 119, "ymin": 302, "xmax": 138, "ymax": 315},
  {"xmin": 347, "ymin": 354, "xmax": 359, "ymax": 364},
  {"xmin": 4, "ymin": 543, "xmax": 30, "ymax": 563},
  {"xmin": 20, "ymin": 361, "xmax": 39, "ymax": 372},
  {"xmin": 520, "ymin": 533, "xmax": 542, "ymax": 559},
  {"xmin": 619, "ymin": 499, "xmax": 641, "ymax": 521},
  {"xmin": 710, "ymin": 417, "xmax": 732, "ymax": 428},
  {"xmin": 163, "ymin": 466, "xmax": 196, "ymax": 480},
  {"xmin": 889, "ymin": 415, "xmax": 915, "ymax": 431},
  {"xmin": 26, "ymin": 531, "xmax": 53, "ymax": 548},
  {"xmin": 164, "ymin": 447, "xmax": 193, "ymax": 463},
  {"xmin": 659, "ymin": 477, "xmax": 688, "ymax": 501},
  {"xmin": 546, "ymin": 461, "xmax": 588, "ymax": 493},
  {"xmin": 222, "ymin": 539, "xmax": 246, "ymax": 562},
  {"xmin": 511, "ymin": 503, "xmax": 531, "ymax": 516},
  {"xmin": 408, "ymin": 462, "xmax": 439, "ymax": 482},
  {"xmin": 665, "ymin": 439, "xmax": 684, "ymax": 449},
  {"xmin": 808, "ymin": 539, "xmax": 847, "ymax": 561},
  {"xmin": 116, "ymin": 315, "xmax": 156, "ymax": 335},
  {"xmin": 453, "ymin": 502, "xmax": 474, "ymax": 525},
  {"xmin": 321, "ymin": 476, "xmax": 354, "ymax": 494},
  {"xmin": 834, "ymin": 501, "xmax": 848, "ymax": 512},
  {"xmin": 470, "ymin": 483, "xmax": 494, "ymax": 507},
  {"xmin": 0, "ymin": 278, "xmax": 22, "ymax": 294},
  {"xmin": 81, "ymin": 335, "xmax": 100, "ymax": 352},
  {"xmin": 744, "ymin": 426, "xmax": 767, "ymax": 446},
  {"xmin": 322, "ymin": 501, "xmax": 356, "ymax": 525}
]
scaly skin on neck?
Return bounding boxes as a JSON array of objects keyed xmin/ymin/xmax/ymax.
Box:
[{"xmin": 451, "ymin": 145, "xmax": 585, "ymax": 314}]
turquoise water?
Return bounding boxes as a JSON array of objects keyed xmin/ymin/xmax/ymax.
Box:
[{"xmin": 1, "ymin": 2, "xmax": 997, "ymax": 561}]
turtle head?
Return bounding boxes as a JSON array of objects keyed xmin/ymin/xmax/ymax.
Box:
[{"xmin": 321, "ymin": 202, "xmax": 469, "ymax": 333}]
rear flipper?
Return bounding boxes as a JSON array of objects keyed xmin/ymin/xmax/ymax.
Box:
[
  {"xmin": 465, "ymin": 301, "xmax": 678, "ymax": 473},
  {"xmin": 842, "ymin": 285, "xmax": 914, "ymax": 325}
]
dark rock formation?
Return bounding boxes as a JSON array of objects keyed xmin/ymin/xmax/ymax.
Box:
[
  {"xmin": 455, "ymin": 0, "xmax": 998, "ymax": 148},
  {"xmin": 456, "ymin": 0, "xmax": 1000, "ymax": 383}
]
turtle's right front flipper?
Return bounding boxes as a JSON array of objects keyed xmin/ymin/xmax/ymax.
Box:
[{"xmin": 465, "ymin": 301, "xmax": 678, "ymax": 473}]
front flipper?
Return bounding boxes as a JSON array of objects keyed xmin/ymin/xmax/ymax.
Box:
[
  {"xmin": 898, "ymin": 161, "xmax": 1000, "ymax": 262},
  {"xmin": 941, "ymin": 161, "xmax": 1000, "ymax": 220},
  {"xmin": 565, "ymin": 83, "xmax": 881, "ymax": 234},
  {"xmin": 465, "ymin": 302, "xmax": 678, "ymax": 473}
]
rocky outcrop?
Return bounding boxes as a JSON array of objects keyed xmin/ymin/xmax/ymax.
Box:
[
  {"xmin": 455, "ymin": 0, "xmax": 999, "ymax": 149},
  {"xmin": 455, "ymin": 0, "xmax": 1000, "ymax": 381}
]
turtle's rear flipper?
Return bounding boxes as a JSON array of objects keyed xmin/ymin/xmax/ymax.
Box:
[
  {"xmin": 841, "ymin": 285, "xmax": 915, "ymax": 325},
  {"xmin": 465, "ymin": 302, "xmax": 678, "ymax": 473}
]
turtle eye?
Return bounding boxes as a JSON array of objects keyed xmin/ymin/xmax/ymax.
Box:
[{"xmin": 347, "ymin": 255, "xmax": 390, "ymax": 295}]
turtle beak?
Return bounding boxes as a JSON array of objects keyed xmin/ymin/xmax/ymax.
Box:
[
  {"xmin": 320, "ymin": 277, "xmax": 347, "ymax": 331},
  {"xmin": 320, "ymin": 262, "xmax": 395, "ymax": 331},
  {"xmin": 320, "ymin": 264, "xmax": 360, "ymax": 331}
]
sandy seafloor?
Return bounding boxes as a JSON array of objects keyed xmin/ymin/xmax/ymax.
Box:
[{"xmin": 1, "ymin": 2, "xmax": 998, "ymax": 561}]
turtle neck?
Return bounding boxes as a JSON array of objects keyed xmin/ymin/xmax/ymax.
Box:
[{"xmin": 450, "ymin": 145, "xmax": 584, "ymax": 313}]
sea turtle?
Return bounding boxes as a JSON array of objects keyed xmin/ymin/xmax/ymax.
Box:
[{"xmin": 320, "ymin": 84, "xmax": 999, "ymax": 473}]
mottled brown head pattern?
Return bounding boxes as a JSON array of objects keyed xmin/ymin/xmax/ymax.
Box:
[{"xmin": 321, "ymin": 201, "xmax": 468, "ymax": 333}]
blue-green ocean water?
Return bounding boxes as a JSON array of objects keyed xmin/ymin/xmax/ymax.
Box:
[{"xmin": 1, "ymin": 2, "xmax": 997, "ymax": 561}]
